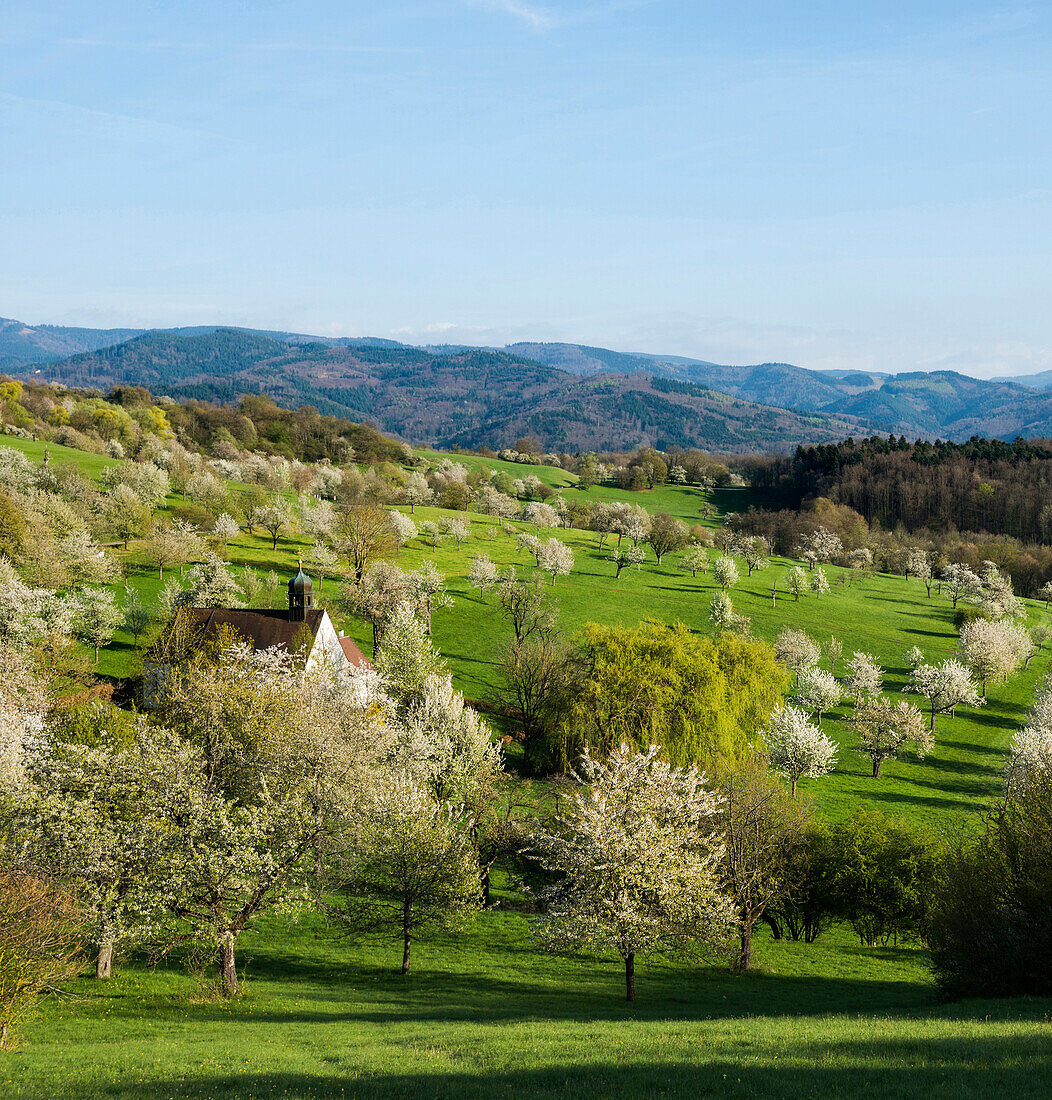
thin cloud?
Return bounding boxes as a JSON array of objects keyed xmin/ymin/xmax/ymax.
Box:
[{"xmin": 468, "ymin": 0, "xmax": 561, "ymax": 32}]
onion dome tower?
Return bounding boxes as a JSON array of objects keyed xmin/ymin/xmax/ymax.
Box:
[{"xmin": 288, "ymin": 556, "xmax": 313, "ymax": 622}]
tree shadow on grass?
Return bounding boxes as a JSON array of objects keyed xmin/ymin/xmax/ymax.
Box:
[{"xmin": 87, "ymin": 1028, "xmax": 1052, "ymax": 1100}]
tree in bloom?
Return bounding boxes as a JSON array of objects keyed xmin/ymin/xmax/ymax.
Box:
[
  {"xmin": 387, "ymin": 510, "xmax": 418, "ymax": 547},
  {"xmin": 679, "ymin": 545, "xmax": 709, "ymax": 578},
  {"xmin": 809, "ymin": 568, "xmax": 830, "ymax": 596},
  {"xmin": 761, "ymin": 704, "xmax": 838, "ymax": 796},
  {"xmin": 177, "ymin": 553, "xmax": 245, "ymax": 609},
  {"xmin": 712, "ymin": 554, "xmax": 740, "ymax": 592},
  {"xmin": 774, "ymin": 628, "xmax": 821, "ymax": 687},
  {"xmin": 708, "ymin": 592, "xmax": 738, "ymax": 634},
  {"xmin": 825, "ymin": 637, "xmax": 843, "ymax": 675},
  {"xmin": 796, "ymin": 527, "xmax": 842, "ymax": 571},
  {"xmin": 409, "ymin": 561, "xmax": 450, "ymax": 636},
  {"xmin": 341, "ymin": 562, "xmax": 413, "ymax": 656},
  {"xmin": 28, "ymin": 730, "xmax": 176, "ymax": 978},
  {"xmin": 212, "ymin": 512, "xmax": 240, "ymax": 551},
  {"xmin": 794, "ymin": 667, "xmax": 842, "ymax": 724},
  {"xmin": 530, "ymin": 744, "xmax": 734, "ymax": 1001},
  {"xmin": 401, "ymin": 471, "xmax": 434, "ymax": 513},
  {"xmin": 329, "ymin": 772, "xmax": 481, "ymax": 975},
  {"xmin": 907, "ymin": 549, "xmax": 934, "ymax": 597},
  {"xmin": 941, "ymin": 563, "xmax": 981, "ymax": 610},
  {"xmin": 467, "ymin": 555, "xmax": 498, "ymax": 601},
  {"xmin": 73, "ymin": 587, "xmax": 123, "ymax": 663},
  {"xmin": 845, "ymin": 651, "xmax": 883, "ymax": 704},
  {"xmin": 852, "ymin": 695, "xmax": 931, "ymax": 777},
  {"xmin": 908, "ymin": 660, "xmax": 984, "ymax": 731},
  {"xmin": 1038, "ymin": 581, "xmax": 1052, "ymax": 610},
  {"xmin": 742, "ymin": 537, "xmax": 770, "ymax": 577},
  {"xmin": 784, "ymin": 566, "xmax": 809, "ymax": 601},
  {"xmin": 1006, "ymin": 675, "xmax": 1052, "ymax": 793},
  {"xmin": 523, "ymin": 502, "xmax": 560, "ymax": 531},
  {"xmin": 442, "ymin": 517, "xmax": 471, "ymax": 547},
  {"xmin": 958, "ymin": 618, "xmax": 1029, "ymax": 697},
  {"xmin": 609, "ymin": 545, "xmax": 645, "ymax": 579},
  {"xmin": 516, "ymin": 532, "xmax": 543, "ymax": 565},
  {"xmin": 537, "ymin": 538, "xmax": 574, "ymax": 586}
]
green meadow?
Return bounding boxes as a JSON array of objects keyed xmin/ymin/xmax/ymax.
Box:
[{"xmin": 10, "ymin": 444, "xmax": 1052, "ymax": 1098}]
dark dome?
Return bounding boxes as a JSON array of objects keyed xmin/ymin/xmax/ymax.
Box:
[{"xmin": 288, "ymin": 567, "xmax": 313, "ymax": 594}]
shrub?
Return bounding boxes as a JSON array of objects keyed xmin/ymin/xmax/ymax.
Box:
[{"xmin": 928, "ymin": 774, "xmax": 1052, "ymax": 997}]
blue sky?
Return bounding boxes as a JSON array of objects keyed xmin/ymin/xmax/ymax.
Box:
[{"xmin": 2, "ymin": 2, "xmax": 1050, "ymax": 376}]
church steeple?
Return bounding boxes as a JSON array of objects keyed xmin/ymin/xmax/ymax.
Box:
[{"xmin": 288, "ymin": 555, "xmax": 313, "ymax": 622}]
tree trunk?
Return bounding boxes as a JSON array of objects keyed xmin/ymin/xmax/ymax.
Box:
[
  {"xmin": 96, "ymin": 938, "xmax": 114, "ymax": 979},
  {"xmin": 761, "ymin": 912, "xmax": 782, "ymax": 940},
  {"xmin": 272, "ymin": 533, "xmax": 278, "ymax": 550},
  {"xmin": 158, "ymin": 564, "xmax": 163, "ymax": 580},
  {"xmin": 221, "ymin": 933, "xmax": 238, "ymax": 996},
  {"xmin": 402, "ymin": 901, "xmax": 412, "ymax": 975},
  {"xmin": 791, "ymin": 775, "xmax": 798, "ymax": 797},
  {"xmin": 872, "ymin": 757, "xmax": 882, "ymax": 778},
  {"xmin": 736, "ymin": 922, "xmax": 753, "ymax": 971},
  {"xmin": 94, "ymin": 643, "xmax": 100, "ymax": 663},
  {"xmin": 624, "ymin": 952, "xmax": 636, "ymax": 1001}
]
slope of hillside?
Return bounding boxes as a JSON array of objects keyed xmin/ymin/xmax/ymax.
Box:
[
  {"xmin": 21, "ymin": 329, "xmax": 861, "ymax": 453},
  {"xmin": 0, "ymin": 317, "xmax": 144, "ymax": 368}
]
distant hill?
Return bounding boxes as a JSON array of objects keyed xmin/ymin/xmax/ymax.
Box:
[
  {"xmin": 18, "ymin": 328, "xmax": 861, "ymax": 453},
  {"xmin": 0, "ymin": 317, "xmax": 145, "ymax": 369},
  {"xmin": 500, "ymin": 342, "xmax": 1051, "ymax": 440},
  {"xmin": 8, "ymin": 315, "xmax": 1052, "ymax": 448}
]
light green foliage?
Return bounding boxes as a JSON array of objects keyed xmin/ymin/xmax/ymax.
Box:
[{"xmin": 559, "ymin": 620, "xmax": 786, "ymax": 771}]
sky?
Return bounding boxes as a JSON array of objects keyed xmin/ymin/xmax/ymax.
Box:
[{"xmin": 2, "ymin": 2, "xmax": 1051, "ymax": 377}]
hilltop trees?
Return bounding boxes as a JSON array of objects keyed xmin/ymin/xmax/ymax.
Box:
[{"xmin": 531, "ymin": 744, "xmax": 734, "ymax": 1001}]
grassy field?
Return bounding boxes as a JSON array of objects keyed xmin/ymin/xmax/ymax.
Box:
[
  {"xmin": 8, "ymin": 903, "xmax": 1052, "ymax": 1099},
  {"xmin": 12, "ymin": 443, "xmax": 1052, "ymax": 1095}
]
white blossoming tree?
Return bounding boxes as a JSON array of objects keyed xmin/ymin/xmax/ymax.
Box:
[
  {"xmin": 530, "ymin": 744, "xmax": 734, "ymax": 1002},
  {"xmin": 908, "ymin": 659, "xmax": 984, "ymax": 731},
  {"xmin": 537, "ymin": 538, "xmax": 574, "ymax": 586},
  {"xmin": 958, "ymin": 618, "xmax": 1029, "ymax": 697},
  {"xmin": 845, "ymin": 651, "xmax": 884, "ymax": 704},
  {"xmin": 794, "ymin": 667, "xmax": 843, "ymax": 724},
  {"xmin": 467, "ymin": 555, "xmax": 499, "ymax": 600},
  {"xmin": 712, "ymin": 554, "xmax": 740, "ymax": 591},
  {"xmin": 774, "ymin": 628, "xmax": 821, "ymax": 687},
  {"xmin": 761, "ymin": 704, "xmax": 838, "ymax": 796},
  {"xmin": 852, "ymin": 695, "xmax": 931, "ymax": 777},
  {"xmin": 328, "ymin": 772, "xmax": 481, "ymax": 975}
]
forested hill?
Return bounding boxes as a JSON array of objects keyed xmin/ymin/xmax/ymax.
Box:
[
  {"xmin": 503, "ymin": 343, "xmax": 1052, "ymax": 440},
  {"xmin": 18, "ymin": 328, "xmax": 862, "ymax": 453}
]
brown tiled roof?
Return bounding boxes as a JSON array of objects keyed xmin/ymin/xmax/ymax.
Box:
[
  {"xmin": 180, "ymin": 608, "xmax": 324, "ymax": 654},
  {"xmin": 339, "ymin": 635, "xmax": 369, "ymax": 668}
]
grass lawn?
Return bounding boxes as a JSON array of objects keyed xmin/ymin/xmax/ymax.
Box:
[
  {"xmin": 9, "ymin": 903, "xmax": 1052, "ymax": 1100},
  {"xmin": 0, "ymin": 433, "xmax": 118, "ymax": 480}
]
